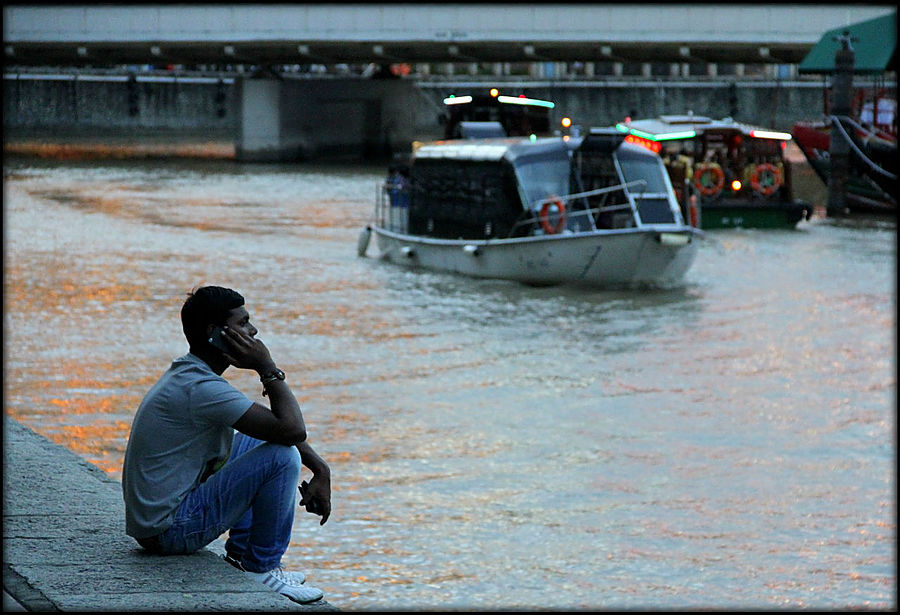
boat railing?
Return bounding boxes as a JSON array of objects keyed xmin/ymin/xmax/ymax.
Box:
[
  {"xmin": 375, "ymin": 179, "xmax": 653, "ymax": 238},
  {"xmin": 530, "ymin": 180, "xmax": 648, "ymax": 209},
  {"xmin": 508, "ymin": 180, "xmax": 648, "ymax": 237},
  {"xmin": 376, "ymin": 182, "xmax": 410, "ymax": 233}
]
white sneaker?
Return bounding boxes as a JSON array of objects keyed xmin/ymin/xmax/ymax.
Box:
[
  {"xmin": 246, "ymin": 567, "xmax": 324, "ymax": 604},
  {"xmin": 224, "ymin": 554, "xmax": 305, "ymax": 584}
]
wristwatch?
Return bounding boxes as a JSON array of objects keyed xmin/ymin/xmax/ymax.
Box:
[{"xmin": 260, "ymin": 368, "xmax": 285, "ymax": 396}]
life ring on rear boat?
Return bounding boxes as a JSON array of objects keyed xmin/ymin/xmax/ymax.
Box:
[
  {"xmin": 750, "ymin": 163, "xmax": 783, "ymax": 197},
  {"xmin": 539, "ymin": 199, "xmax": 567, "ymax": 235},
  {"xmin": 693, "ymin": 163, "xmax": 725, "ymax": 197}
]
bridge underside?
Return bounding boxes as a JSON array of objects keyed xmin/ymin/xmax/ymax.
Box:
[{"xmin": 5, "ymin": 40, "xmax": 808, "ymax": 68}]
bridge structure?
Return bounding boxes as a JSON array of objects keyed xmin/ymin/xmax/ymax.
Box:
[
  {"xmin": 4, "ymin": 4, "xmax": 895, "ymax": 68},
  {"xmin": 3, "ymin": 4, "xmax": 896, "ymax": 161}
]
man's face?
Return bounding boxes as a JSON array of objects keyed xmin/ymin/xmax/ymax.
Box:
[{"xmin": 222, "ymin": 306, "xmax": 257, "ymax": 338}]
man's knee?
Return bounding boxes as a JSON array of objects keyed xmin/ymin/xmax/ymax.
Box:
[{"xmin": 262, "ymin": 442, "xmax": 302, "ymax": 472}]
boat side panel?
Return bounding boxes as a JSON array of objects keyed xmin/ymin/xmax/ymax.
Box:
[{"xmin": 373, "ymin": 228, "xmax": 698, "ymax": 287}]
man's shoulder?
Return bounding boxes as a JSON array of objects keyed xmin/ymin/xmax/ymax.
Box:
[
  {"xmin": 154, "ymin": 355, "xmax": 234, "ymax": 400},
  {"xmin": 150, "ymin": 355, "xmax": 249, "ymax": 421},
  {"xmin": 170, "ymin": 353, "xmax": 221, "ymax": 380}
]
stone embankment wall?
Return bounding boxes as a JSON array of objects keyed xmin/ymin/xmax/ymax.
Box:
[
  {"xmin": 3, "ymin": 73, "xmax": 237, "ymax": 142},
  {"xmin": 2, "ymin": 71, "xmax": 853, "ymax": 157}
]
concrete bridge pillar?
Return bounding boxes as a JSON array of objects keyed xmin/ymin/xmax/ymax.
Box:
[
  {"xmin": 236, "ymin": 77, "xmax": 289, "ymax": 161},
  {"xmin": 235, "ymin": 75, "xmax": 420, "ymax": 162}
]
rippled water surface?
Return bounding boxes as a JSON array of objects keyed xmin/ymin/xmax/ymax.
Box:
[{"xmin": 4, "ymin": 155, "xmax": 896, "ymax": 609}]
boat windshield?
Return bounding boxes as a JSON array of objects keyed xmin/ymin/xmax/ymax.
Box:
[
  {"xmin": 615, "ymin": 146, "xmax": 679, "ymax": 224},
  {"xmin": 512, "ymin": 155, "xmax": 571, "ymax": 207},
  {"xmin": 617, "ymin": 157, "xmax": 670, "ymax": 194}
]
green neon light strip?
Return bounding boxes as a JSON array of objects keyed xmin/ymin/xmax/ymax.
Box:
[
  {"xmin": 497, "ymin": 95, "xmax": 555, "ymax": 108},
  {"xmin": 443, "ymin": 95, "xmax": 473, "ymax": 105},
  {"xmin": 654, "ymin": 130, "xmax": 696, "ymax": 140},
  {"xmin": 615, "ymin": 124, "xmax": 695, "ymax": 141}
]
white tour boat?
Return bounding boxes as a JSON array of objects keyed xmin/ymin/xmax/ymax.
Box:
[{"xmin": 358, "ymin": 128, "xmax": 704, "ymax": 288}]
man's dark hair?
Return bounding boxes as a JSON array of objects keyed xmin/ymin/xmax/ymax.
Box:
[{"xmin": 181, "ymin": 286, "xmax": 245, "ymax": 350}]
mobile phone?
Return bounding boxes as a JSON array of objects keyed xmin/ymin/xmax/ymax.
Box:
[{"xmin": 208, "ymin": 326, "xmax": 230, "ymax": 353}]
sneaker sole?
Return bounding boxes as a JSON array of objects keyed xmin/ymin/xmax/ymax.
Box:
[{"xmin": 258, "ymin": 575, "xmax": 322, "ymax": 603}]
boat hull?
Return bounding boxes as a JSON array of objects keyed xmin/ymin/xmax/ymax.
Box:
[
  {"xmin": 699, "ymin": 198, "xmax": 812, "ymax": 229},
  {"xmin": 372, "ymin": 226, "xmax": 701, "ymax": 288}
]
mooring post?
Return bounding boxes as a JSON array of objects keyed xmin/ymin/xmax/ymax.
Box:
[{"xmin": 827, "ymin": 31, "xmax": 855, "ymax": 217}]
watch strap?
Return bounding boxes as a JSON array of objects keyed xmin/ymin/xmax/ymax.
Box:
[{"xmin": 260, "ymin": 368, "xmax": 285, "ymax": 396}]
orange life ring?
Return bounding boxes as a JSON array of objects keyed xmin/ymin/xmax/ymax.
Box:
[
  {"xmin": 750, "ymin": 163, "xmax": 782, "ymax": 196},
  {"xmin": 693, "ymin": 163, "xmax": 725, "ymax": 197},
  {"xmin": 539, "ymin": 199, "xmax": 567, "ymax": 234}
]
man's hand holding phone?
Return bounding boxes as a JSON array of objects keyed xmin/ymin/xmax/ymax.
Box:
[
  {"xmin": 208, "ymin": 326, "xmax": 231, "ymax": 353},
  {"xmin": 209, "ymin": 326, "xmax": 275, "ymax": 373}
]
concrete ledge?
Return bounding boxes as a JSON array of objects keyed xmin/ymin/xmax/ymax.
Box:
[{"xmin": 3, "ymin": 418, "xmax": 338, "ymax": 611}]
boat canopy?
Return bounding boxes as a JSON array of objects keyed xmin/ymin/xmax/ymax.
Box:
[
  {"xmin": 619, "ymin": 117, "xmax": 792, "ymax": 141},
  {"xmin": 798, "ymin": 12, "xmax": 896, "ymax": 75},
  {"xmin": 576, "ymin": 127, "xmax": 628, "ymax": 153}
]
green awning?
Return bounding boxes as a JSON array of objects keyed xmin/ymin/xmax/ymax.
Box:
[{"xmin": 798, "ymin": 12, "xmax": 896, "ymax": 74}]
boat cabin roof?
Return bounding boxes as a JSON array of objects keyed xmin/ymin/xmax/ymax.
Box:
[
  {"xmin": 622, "ymin": 115, "xmax": 792, "ymax": 141},
  {"xmin": 658, "ymin": 114, "xmax": 714, "ymax": 125},
  {"xmin": 413, "ymin": 129, "xmax": 633, "ymax": 165},
  {"xmin": 413, "ymin": 137, "xmax": 570, "ymax": 164}
]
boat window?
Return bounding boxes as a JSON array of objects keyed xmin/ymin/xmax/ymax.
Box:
[
  {"xmin": 617, "ymin": 156, "xmax": 670, "ymax": 194},
  {"xmin": 574, "ymin": 149, "xmax": 634, "ymax": 229},
  {"xmin": 662, "ymin": 139, "xmax": 695, "ymax": 157},
  {"xmin": 512, "ymin": 154, "xmax": 571, "ymax": 207},
  {"xmin": 616, "ymin": 148, "xmax": 678, "ymax": 224},
  {"xmin": 632, "ymin": 197, "xmax": 676, "ymax": 224}
]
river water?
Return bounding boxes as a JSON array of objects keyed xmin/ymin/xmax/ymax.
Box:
[{"xmin": 3, "ymin": 154, "xmax": 896, "ymax": 610}]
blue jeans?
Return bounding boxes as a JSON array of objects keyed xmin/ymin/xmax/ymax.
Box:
[{"xmin": 150, "ymin": 433, "xmax": 301, "ymax": 573}]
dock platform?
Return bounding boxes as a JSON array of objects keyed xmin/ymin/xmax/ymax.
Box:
[{"xmin": 3, "ymin": 418, "xmax": 338, "ymax": 611}]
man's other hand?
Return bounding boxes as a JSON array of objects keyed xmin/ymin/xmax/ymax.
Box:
[{"xmin": 299, "ymin": 478, "xmax": 331, "ymax": 525}]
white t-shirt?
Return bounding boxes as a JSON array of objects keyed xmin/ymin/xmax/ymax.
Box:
[{"xmin": 122, "ymin": 353, "xmax": 253, "ymax": 539}]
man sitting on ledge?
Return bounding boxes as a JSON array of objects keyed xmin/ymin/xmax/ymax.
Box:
[{"xmin": 122, "ymin": 285, "xmax": 331, "ymax": 604}]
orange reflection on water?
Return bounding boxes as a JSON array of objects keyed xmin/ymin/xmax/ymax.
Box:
[
  {"xmin": 6, "ymin": 348, "xmax": 150, "ymax": 481},
  {"xmin": 285, "ymin": 202, "xmax": 358, "ymax": 229},
  {"xmin": 44, "ymin": 393, "xmax": 141, "ymax": 416},
  {"xmin": 4, "ymin": 142, "xmax": 235, "ymax": 160},
  {"xmin": 54, "ymin": 421, "xmax": 132, "ymax": 478},
  {"xmin": 5, "ymin": 262, "xmax": 159, "ymax": 317},
  {"xmin": 272, "ymin": 299, "xmax": 412, "ymax": 343}
]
